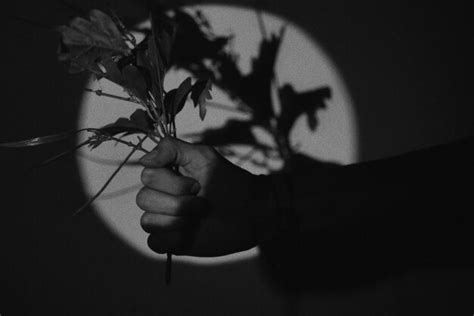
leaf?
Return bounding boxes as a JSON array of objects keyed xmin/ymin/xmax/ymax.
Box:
[
  {"xmin": 129, "ymin": 109, "xmax": 151, "ymax": 127},
  {"xmin": 99, "ymin": 109, "xmax": 152, "ymax": 136},
  {"xmin": 163, "ymin": 88, "xmax": 177, "ymax": 122},
  {"xmin": 0, "ymin": 130, "xmax": 87, "ymax": 148},
  {"xmin": 121, "ymin": 65, "xmax": 149, "ymax": 102},
  {"xmin": 108, "ymin": 10, "xmax": 136, "ymax": 46},
  {"xmin": 162, "ymin": 77, "xmax": 193, "ymax": 123},
  {"xmin": 88, "ymin": 9, "xmax": 127, "ymax": 46},
  {"xmin": 151, "ymin": 10, "xmax": 177, "ymax": 68},
  {"xmin": 57, "ymin": 9, "xmax": 131, "ymax": 74},
  {"xmin": 157, "ymin": 27, "xmax": 174, "ymax": 68},
  {"xmin": 97, "ymin": 55, "xmax": 123, "ymax": 84},
  {"xmin": 142, "ymin": 10, "xmax": 178, "ymax": 114},
  {"xmin": 172, "ymin": 77, "xmax": 193, "ymax": 117},
  {"xmin": 191, "ymin": 79, "xmax": 212, "ymax": 120}
]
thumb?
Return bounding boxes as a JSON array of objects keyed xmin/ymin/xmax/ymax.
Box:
[{"xmin": 139, "ymin": 137, "xmax": 195, "ymax": 168}]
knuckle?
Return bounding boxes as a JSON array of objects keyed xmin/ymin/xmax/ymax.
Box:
[
  {"xmin": 168, "ymin": 196, "xmax": 183, "ymax": 213},
  {"xmin": 174, "ymin": 196, "xmax": 197, "ymax": 216},
  {"xmin": 140, "ymin": 168, "xmax": 153, "ymax": 185}
]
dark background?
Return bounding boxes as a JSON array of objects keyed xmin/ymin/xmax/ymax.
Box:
[{"xmin": 1, "ymin": 0, "xmax": 473, "ymax": 315}]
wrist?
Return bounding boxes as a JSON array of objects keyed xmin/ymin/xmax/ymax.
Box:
[{"xmin": 253, "ymin": 173, "xmax": 299, "ymax": 244}]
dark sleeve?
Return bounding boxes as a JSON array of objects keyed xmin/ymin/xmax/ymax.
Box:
[
  {"xmin": 291, "ymin": 136, "xmax": 474, "ymax": 230},
  {"xmin": 260, "ymin": 137, "xmax": 474, "ymax": 291}
]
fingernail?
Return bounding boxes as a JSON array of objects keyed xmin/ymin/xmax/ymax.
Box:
[{"xmin": 191, "ymin": 182, "xmax": 201, "ymax": 194}]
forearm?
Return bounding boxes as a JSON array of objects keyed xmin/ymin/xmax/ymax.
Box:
[
  {"xmin": 270, "ymin": 136, "xmax": 474, "ymax": 234},
  {"xmin": 260, "ymin": 137, "xmax": 473, "ymax": 290}
]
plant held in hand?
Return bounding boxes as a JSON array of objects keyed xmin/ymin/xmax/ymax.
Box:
[{"xmin": 2, "ymin": 8, "xmax": 213, "ymax": 285}]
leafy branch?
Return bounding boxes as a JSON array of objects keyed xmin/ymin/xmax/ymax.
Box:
[{"xmin": 2, "ymin": 8, "xmax": 216, "ymax": 285}]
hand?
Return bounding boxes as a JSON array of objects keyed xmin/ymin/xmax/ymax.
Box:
[{"xmin": 136, "ymin": 137, "xmax": 279, "ymax": 257}]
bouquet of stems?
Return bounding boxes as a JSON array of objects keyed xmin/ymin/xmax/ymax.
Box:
[
  {"xmin": 3, "ymin": 7, "xmax": 213, "ymax": 285},
  {"xmin": 3, "ymin": 8, "xmax": 214, "ymax": 211}
]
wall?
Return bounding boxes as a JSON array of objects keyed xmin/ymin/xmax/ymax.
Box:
[{"xmin": 1, "ymin": 0, "xmax": 472, "ymax": 315}]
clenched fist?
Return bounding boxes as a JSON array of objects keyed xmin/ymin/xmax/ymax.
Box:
[{"xmin": 136, "ymin": 137, "xmax": 279, "ymax": 257}]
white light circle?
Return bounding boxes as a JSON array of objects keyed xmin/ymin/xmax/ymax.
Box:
[{"xmin": 77, "ymin": 5, "xmax": 357, "ymax": 265}]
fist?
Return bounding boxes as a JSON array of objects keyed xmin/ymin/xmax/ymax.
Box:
[{"xmin": 136, "ymin": 137, "xmax": 278, "ymax": 257}]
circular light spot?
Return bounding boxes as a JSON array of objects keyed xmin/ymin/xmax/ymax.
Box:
[{"xmin": 77, "ymin": 5, "xmax": 357, "ymax": 265}]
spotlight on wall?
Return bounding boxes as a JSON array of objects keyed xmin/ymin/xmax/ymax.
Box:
[{"xmin": 77, "ymin": 5, "xmax": 357, "ymax": 265}]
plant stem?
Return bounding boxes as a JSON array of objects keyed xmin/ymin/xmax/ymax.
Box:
[
  {"xmin": 84, "ymin": 88, "xmax": 140, "ymax": 104},
  {"xmin": 147, "ymin": 133, "xmax": 161, "ymax": 145},
  {"xmin": 32, "ymin": 139, "xmax": 91, "ymax": 169},
  {"xmin": 166, "ymin": 252, "xmax": 172, "ymax": 285},
  {"xmin": 72, "ymin": 136, "xmax": 147, "ymax": 216},
  {"xmin": 107, "ymin": 136, "xmax": 150, "ymax": 153},
  {"xmin": 165, "ymin": 118, "xmax": 179, "ymax": 286}
]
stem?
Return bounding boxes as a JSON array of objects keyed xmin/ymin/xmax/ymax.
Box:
[
  {"xmin": 158, "ymin": 121, "xmax": 168, "ymax": 137},
  {"xmin": 72, "ymin": 136, "xmax": 147, "ymax": 216},
  {"xmin": 77, "ymin": 153, "xmax": 141, "ymax": 167},
  {"xmin": 147, "ymin": 133, "xmax": 161, "ymax": 145},
  {"xmin": 84, "ymin": 88, "xmax": 141, "ymax": 105},
  {"xmin": 32, "ymin": 139, "xmax": 91, "ymax": 169},
  {"xmin": 165, "ymin": 117, "xmax": 179, "ymax": 286},
  {"xmin": 171, "ymin": 120, "xmax": 177, "ymax": 138},
  {"xmin": 107, "ymin": 136, "xmax": 150, "ymax": 153},
  {"xmin": 97, "ymin": 183, "xmax": 142, "ymax": 200},
  {"xmin": 147, "ymin": 95, "xmax": 161, "ymax": 122},
  {"xmin": 166, "ymin": 253, "xmax": 172, "ymax": 285}
]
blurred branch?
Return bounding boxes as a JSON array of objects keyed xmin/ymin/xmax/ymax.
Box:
[{"xmin": 205, "ymin": 101, "xmax": 251, "ymax": 114}]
